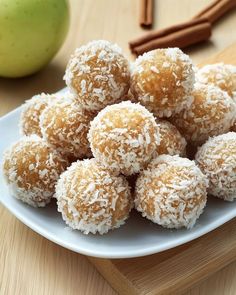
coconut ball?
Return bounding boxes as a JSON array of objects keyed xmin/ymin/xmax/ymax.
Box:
[
  {"xmin": 195, "ymin": 132, "xmax": 236, "ymax": 201},
  {"xmin": 88, "ymin": 101, "xmax": 160, "ymax": 176},
  {"xmin": 130, "ymin": 48, "xmax": 195, "ymax": 117},
  {"xmin": 155, "ymin": 120, "xmax": 186, "ymax": 156},
  {"xmin": 172, "ymin": 83, "xmax": 236, "ymax": 145},
  {"xmin": 40, "ymin": 99, "xmax": 96, "ymax": 159},
  {"xmin": 2, "ymin": 135, "xmax": 68, "ymax": 207},
  {"xmin": 134, "ymin": 155, "xmax": 208, "ymax": 229},
  {"xmin": 64, "ymin": 40, "xmax": 130, "ymax": 111},
  {"xmin": 196, "ymin": 63, "xmax": 236, "ymax": 97},
  {"xmin": 20, "ymin": 93, "xmax": 58, "ymax": 137},
  {"xmin": 55, "ymin": 159, "xmax": 133, "ymax": 235},
  {"xmin": 20, "ymin": 92, "xmax": 73, "ymax": 137}
]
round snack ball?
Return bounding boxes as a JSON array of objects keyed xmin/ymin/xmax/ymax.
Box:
[
  {"xmin": 40, "ymin": 99, "xmax": 96, "ymax": 159},
  {"xmin": 2, "ymin": 135, "xmax": 68, "ymax": 207},
  {"xmin": 64, "ymin": 40, "xmax": 130, "ymax": 111},
  {"xmin": 134, "ymin": 155, "xmax": 208, "ymax": 229},
  {"xmin": 20, "ymin": 92, "xmax": 73, "ymax": 137},
  {"xmin": 195, "ymin": 132, "xmax": 236, "ymax": 201},
  {"xmin": 196, "ymin": 63, "xmax": 236, "ymax": 97},
  {"xmin": 172, "ymin": 83, "xmax": 236, "ymax": 145},
  {"xmin": 20, "ymin": 93, "xmax": 57, "ymax": 137},
  {"xmin": 55, "ymin": 159, "xmax": 133, "ymax": 235},
  {"xmin": 88, "ymin": 101, "xmax": 160, "ymax": 176},
  {"xmin": 130, "ymin": 48, "xmax": 195, "ymax": 117},
  {"xmin": 155, "ymin": 120, "xmax": 186, "ymax": 156}
]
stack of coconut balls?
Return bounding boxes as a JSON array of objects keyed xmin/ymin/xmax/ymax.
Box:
[{"xmin": 3, "ymin": 40, "xmax": 236, "ymax": 235}]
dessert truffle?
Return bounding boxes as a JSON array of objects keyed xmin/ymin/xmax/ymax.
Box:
[
  {"xmin": 64, "ymin": 40, "xmax": 130, "ymax": 111},
  {"xmin": 172, "ymin": 83, "xmax": 236, "ymax": 145},
  {"xmin": 130, "ymin": 48, "xmax": 194, "ymax": 117},
  {"xmin": 155, "ymin": 120, "xmax": 186, "ymax": 156},
  {"xmin": 55, "ymin": 159, "xmax": 133, "ymax": 234},
  {"xmin": 135, "ymin": 155, "xmax": 208, "ymax": 229},
  {"xmin": 40, "ymin": 99, "xmax": 95, "ymax": 159},
  {"xmin": 196, "ymin": 63, "xmax": 236, "ymax": 97},
  {"xmin": 3, "ymin": 135, "xmax": 68, "ymax": 207},
  {"xmin": 88, "ymin": 101, "xmax": 160, "ymax": 176},
  {"xmin": 20, "ymin": 93, "xmax": 58, "ymax": 137},
  {"xmin": 195, "ymin": 132, "xmax": 236, "ymax": 201}
]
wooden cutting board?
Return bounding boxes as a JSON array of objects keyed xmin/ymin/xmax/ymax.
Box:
[{"xmin": 88, "ymin": 43, "xmax": 236, "ymax": 295}]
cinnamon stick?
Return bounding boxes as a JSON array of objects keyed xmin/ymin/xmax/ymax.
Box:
[
  {"xmin": 140, "ymin": 0, "xmax": 154, "ymax": 28},
  {"xmin": 130, "ymin": 0, "xmax": 236, "ymax": 56},
  {"xmin": 130, "ymin": 17, "xmax": 208, "ymax": 50},
  {"xmin": 192, "ymin": 0, "xmax": 236, "ymax": 23},
  {"xmin": 132, "ymin": 20, "xmax": 212, "ymax": 56}
]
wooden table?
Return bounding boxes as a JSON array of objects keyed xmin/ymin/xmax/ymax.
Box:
[{"xmin": 1, "ymin": 1, "xmax": 236, "ymax": 294}]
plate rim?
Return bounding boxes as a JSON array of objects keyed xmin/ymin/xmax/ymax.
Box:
[{"xmin": 0, "ymin": 193, "xmax": 235, "ymax": 258}]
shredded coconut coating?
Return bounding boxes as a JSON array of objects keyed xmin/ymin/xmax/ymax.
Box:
[
  {"xmin": 155, "ymin": 120, "xmax": 187, "ymax": 156},
  {"xmin": 2, "ymin": 135, "xmax": 68, "ymax": 207},
  {"xmin": 55, "ymin": 159, "xmax": 133, "ymax": 235},
  {"xmin": 195, "ymin": 132, "xmax": 236, "ymax": 201},
  {"xmin": 130, "ymin": 48, "xmax": 195, "ymax": 117},
  {"xmin": 88, "ymin": 101, "xmax": 160, "ymax": 176},
  {"xmin": 196, "ymin": 63, "xmax": 236, "ymax": 97},
  {"xmin": 172, "ymin": 83, "xmax": 236, "ymax": 145},
  {"xmin": 64, "ymin": 40, "xmax": 130, "ymax": 111},
  {"xmin": 123, "ymin": 90, "xmax": 136, "ymax": 102},
  {"xmin": 231, "ymin": 122, "xmax": 236, "ymax": 132},
  {"xmin": 135, "ymin": 155, "xmax": 208, "ymax": 229},
  {"xmin": 40, "ymin": 99, "xmax": 96, "ymax": 159},
  {"xmin": 226, "ymin": 64, "xmax": 236, "ymax": 93},
  {"xmin": 19, "ymin": 93, "xmax": 65, "ymax": 137},
  {"xmin": 226, "ymin": 64, "xmax": 236, "ymax": 131}
]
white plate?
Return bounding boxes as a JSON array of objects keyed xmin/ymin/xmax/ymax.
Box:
[{"xmin": 1, "ymin": 101, "xmax": 236, "ymax": 259}]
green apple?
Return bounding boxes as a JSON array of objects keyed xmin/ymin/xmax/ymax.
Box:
[{"xmin": 0, "ymin": 0, "xmax": 69, "ymax": 78}]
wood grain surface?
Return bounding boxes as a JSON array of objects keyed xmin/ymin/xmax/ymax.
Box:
[
  {"xmin": 1, "ymin": 1, "xmax": 236, "ymax": 295},
  {"xmin": 89, "ymin": 218, "xmax": 236, "ymax": 295}
]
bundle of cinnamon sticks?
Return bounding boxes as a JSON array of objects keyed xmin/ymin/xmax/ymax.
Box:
[{"xmin": 131, "ymin": 0, "xmax": 236, "ymax": 55}]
